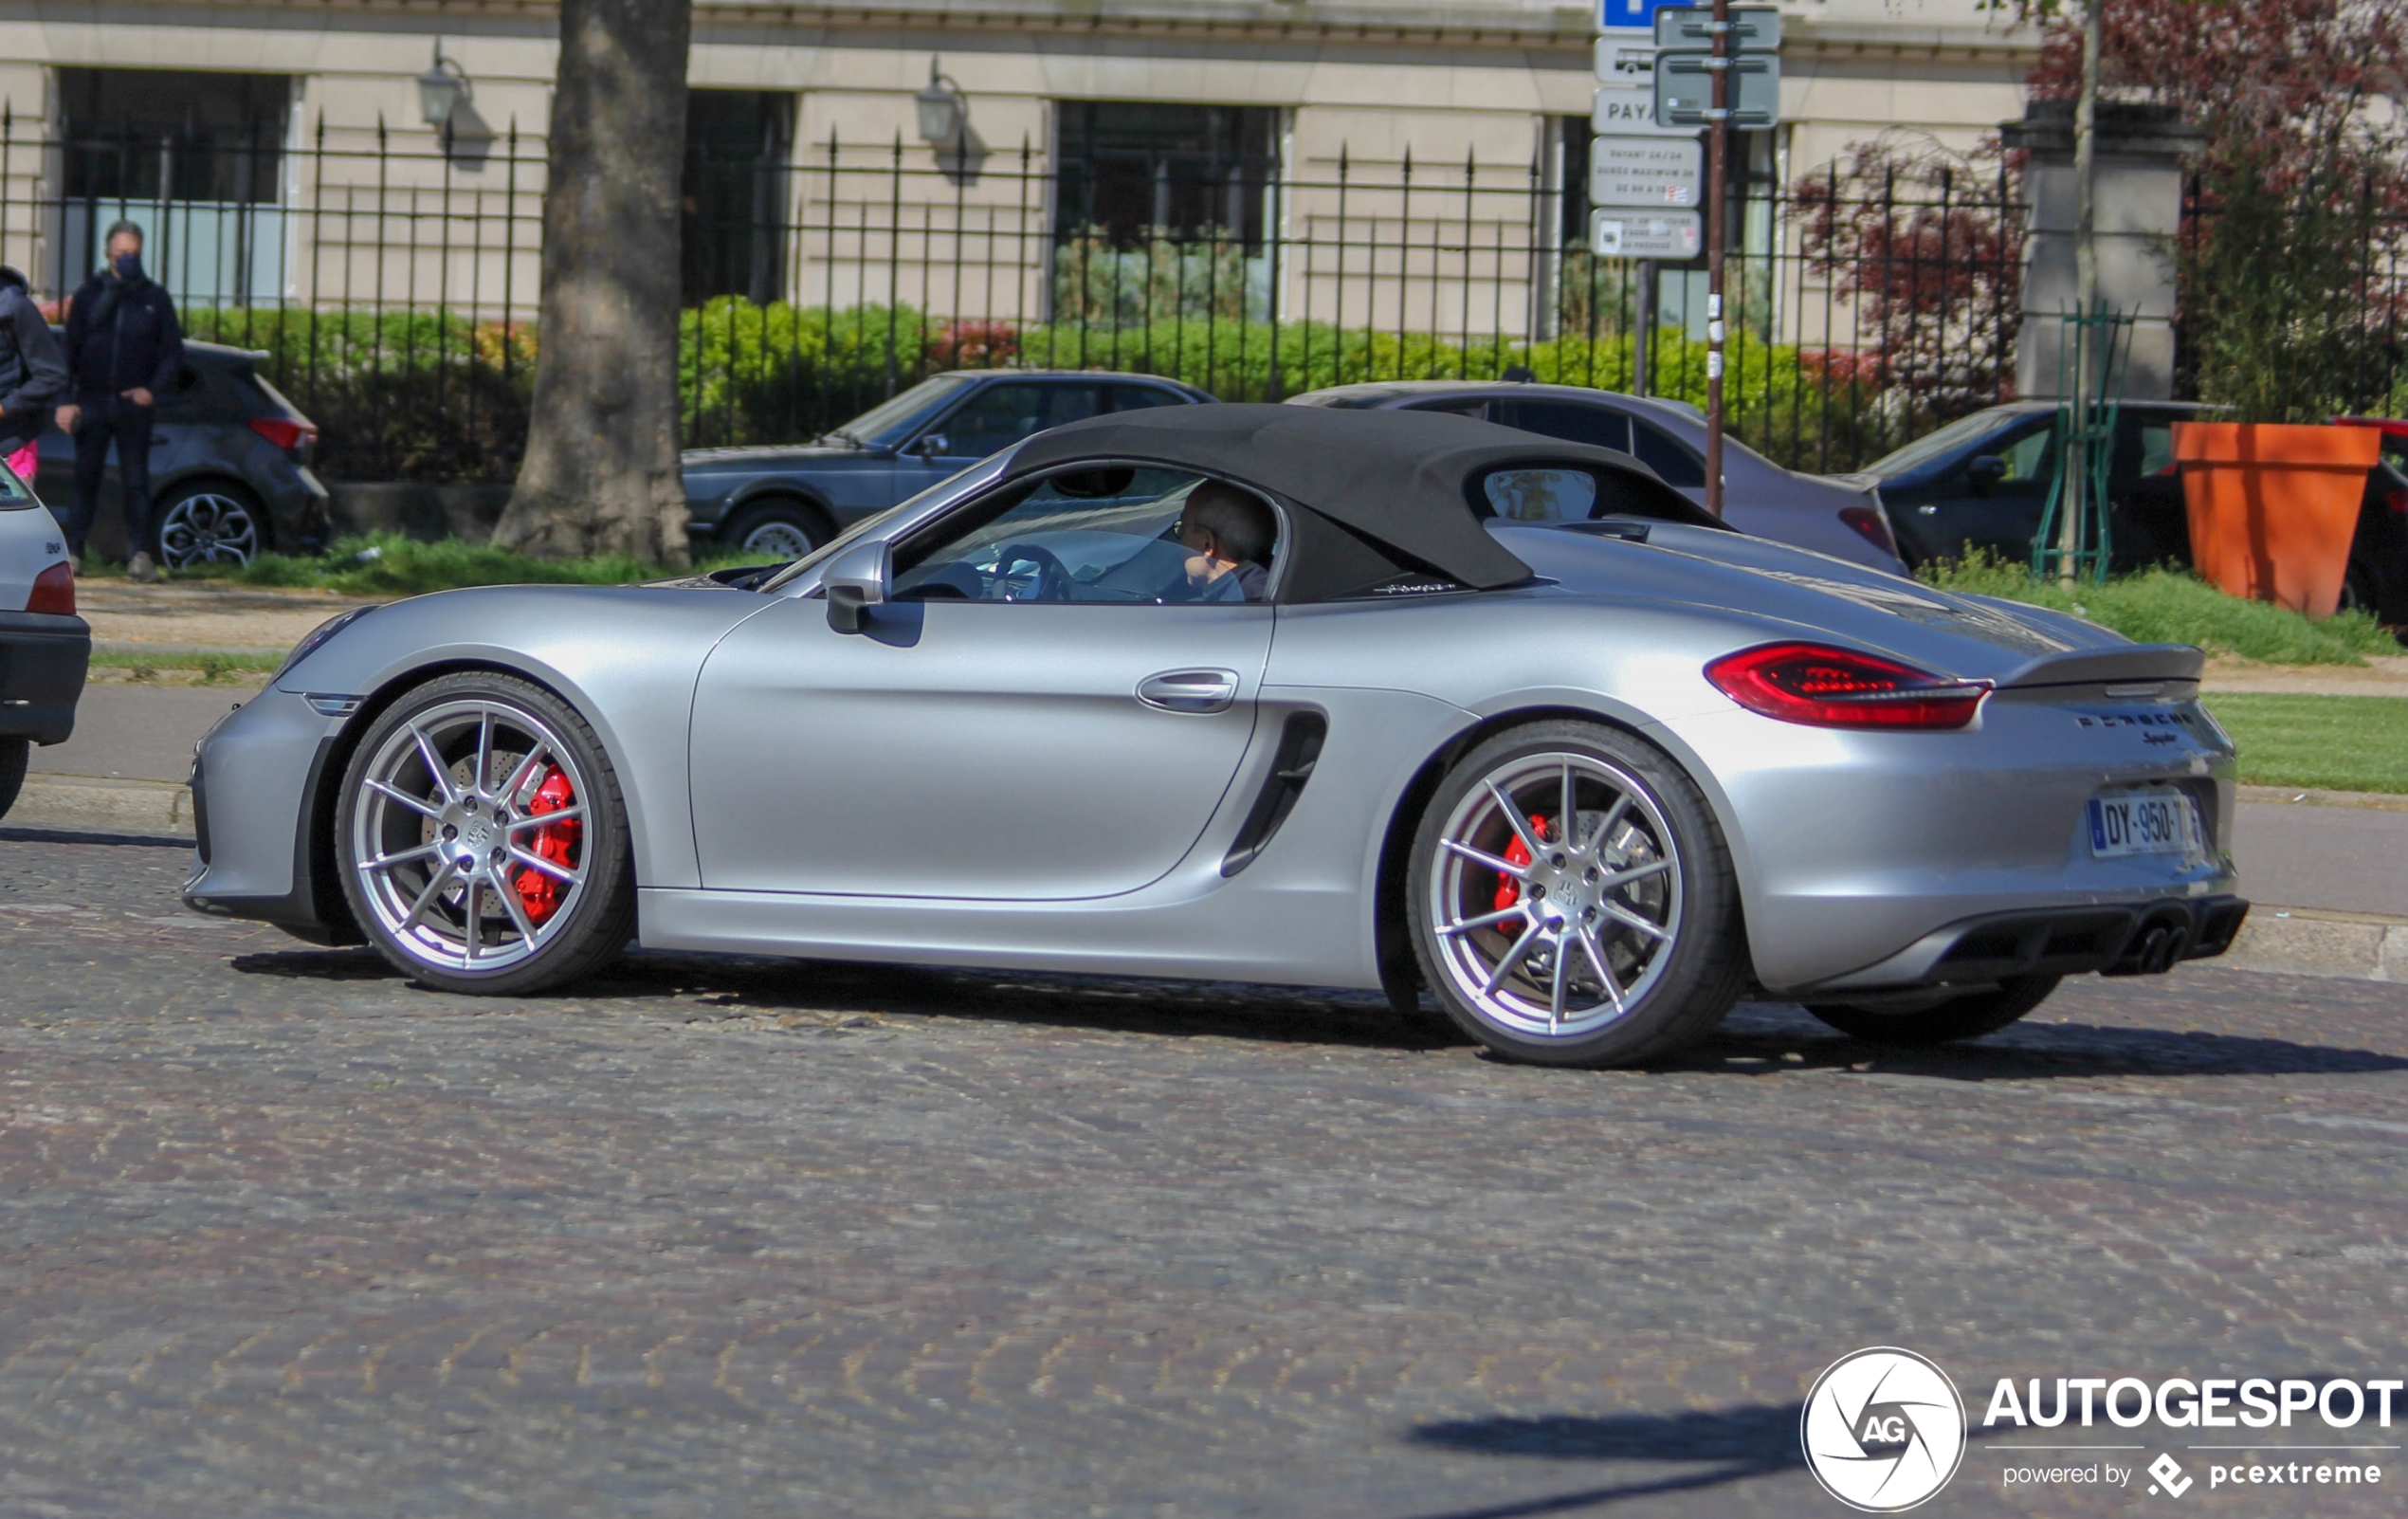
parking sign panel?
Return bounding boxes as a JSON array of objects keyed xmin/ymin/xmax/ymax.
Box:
[
  {"xmin": 1591, "ymin": 209, "xmax": 1703, "ymax": 259},
  {"xmin": 1596, "ymin": 0, "xmax": 1679, "ymax": 31},
  {"xmin": 1590, "ymin": 136, "xmax": 1705, "ymax": 209}
]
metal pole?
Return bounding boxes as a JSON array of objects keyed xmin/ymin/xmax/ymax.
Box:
[
  {"xmin": 2061, "ymin": 0, "xmax": 2103, "ymax": 587},
  {"xmin": 1703, "ymin": 0, "xmax": 1730, "ymax": 519},
  {"xmin": 1633, "ymin": 258, "xmax": 1655, "ymax": 394}
]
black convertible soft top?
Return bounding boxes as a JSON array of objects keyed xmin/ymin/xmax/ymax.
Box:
[{"xmin": 1008, "ymin": 403, "xmax": 1723, "ymax": 601}]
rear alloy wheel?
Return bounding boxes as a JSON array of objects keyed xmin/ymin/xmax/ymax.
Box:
[
  {"xmin": 1409, "ymin": 721, "xmax": 1746, "ymax": 1067},
  {"xmin": 336, "ymin": 672, "xmax": 634, "ymax": 995},
  {"xmin": 1805, "ymin": 975, "xmax": 2060, "ymax": 1046},
  {"xmin": 154, "ymin": 483, "xmax": 265, "ymax": 569},
  {"xmin": 724, "ymin": 499, "xmax": 831, "ymax": 561}
]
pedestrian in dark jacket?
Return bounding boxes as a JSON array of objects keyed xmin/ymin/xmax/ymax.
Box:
[
  {"xmin": 0, "ymin": 262, "xmax": 66, "ymax": 468},
  {"xmin": 55, "ymin": 220, "xmax": 184, "ymax": 580}
]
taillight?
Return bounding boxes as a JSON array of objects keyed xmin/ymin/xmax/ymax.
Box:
[
  {"xmin": 249, "ymin": 417, "xmax": 316, "ymax": 453},
  {"xmin": 2386, "ymin": 487, "xmax": 2407, "ymax": 517},
  {"xmin": 27, "ymin": 559, "xmax": 73, "ymax": 616},
  {"xmin": 1839, "ymin": 503, "xmax": 1898, "ymax": 555},
  {"xmin": 1704, "ymin": 642, "xmax": 1989, "ymax": 729}
]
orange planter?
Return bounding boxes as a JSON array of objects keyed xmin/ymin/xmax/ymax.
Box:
[{"xmin": 2172, "ymin": 423, "xmax": 2379, "ymax": 619}]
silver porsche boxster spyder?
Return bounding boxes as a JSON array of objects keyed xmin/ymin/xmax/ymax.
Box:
[{"xmin": 184, "ymin": 405, "xmax": 2246, "ymax": 1067}]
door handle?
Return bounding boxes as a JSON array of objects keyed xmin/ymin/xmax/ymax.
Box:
[{"xmin": 1136, "ymin": 668, "xmax": 1239, "ymax": 714}]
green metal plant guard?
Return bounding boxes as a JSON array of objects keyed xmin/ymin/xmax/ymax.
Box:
[{"xmin": 2031, "ymin": 304, "xmax": 2136, "ymax": 585}]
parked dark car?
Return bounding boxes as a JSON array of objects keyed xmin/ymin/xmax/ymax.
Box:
[
  {"xmin": 28, "ymin": 333, "xmax": 328, "ymax": 568},
  {"xmin": 1871, "ymin": 401, "xmax": 2408, "ymax": 628},
  {"xmin": 683, "ymin": 370, "xmax": 1213, "ymax": 558},
  {"xmin": 1284, "ymin": 379, "xmax": 1907, "ymax": 574}
]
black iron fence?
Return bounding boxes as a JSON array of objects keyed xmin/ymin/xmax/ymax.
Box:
[{"xmin": 0, "ymin": 106, "xmax": 2039, "ymax": 485}]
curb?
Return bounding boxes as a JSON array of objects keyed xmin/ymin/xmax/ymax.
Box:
[
  {"xmin": 2236, "ymin": 784, "xmax": 2408, "ymax": 814},
  {"xmin": 5, "ymin": 777, "xmax": 2403, "ymax": 988},
  {"xmin": 8, "ymin": 775, "xmax": 194, "ymax": 836}
]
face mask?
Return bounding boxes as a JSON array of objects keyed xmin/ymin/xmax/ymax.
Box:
[{"xmin": 111, "ymin": 252, "xmax": 141, "ymax": 281}]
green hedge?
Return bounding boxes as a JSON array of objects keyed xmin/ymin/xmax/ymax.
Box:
[{"xmin": 187, "ymin": 298, "xmax": 1959, "ymax": 483}]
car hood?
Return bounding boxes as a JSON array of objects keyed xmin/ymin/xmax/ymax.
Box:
[
  {"xmin": 681, "ymin": 444, "xmax": 874, "ymax": 469},
  {"xmin": 1495, "ymin": 520, "xmax": 2194, "ymax": 686}
]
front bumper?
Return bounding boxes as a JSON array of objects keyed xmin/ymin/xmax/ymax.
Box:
[
  {"xmin": 0, "ymin": 610, "xmax": 89, "ymax": 743},
  {"xmin": 181, "ymin": 686, "xmax": 360, "ymax": 944},
  {"xmin": 1800, "ymin": 894, "xmax": 2250, "ymax": 994}
]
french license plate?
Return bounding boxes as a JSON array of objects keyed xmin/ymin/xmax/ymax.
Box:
[{"xmin": 2088, "ymin": 788, "xmax": 2203, "ymax": 859}]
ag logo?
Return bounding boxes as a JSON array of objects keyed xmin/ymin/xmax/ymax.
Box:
[{"xmin": 1801, "ymin": 1347, "xmax": 1966, "ymax": 1511}]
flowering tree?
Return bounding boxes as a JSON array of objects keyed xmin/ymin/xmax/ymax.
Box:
[
  {"xmin": 2025, "ymin": 0, "xmax": 2408, "ymax": 419},
  {"xmin": 1789, "ymin": 132, "xmax": 2026, "ymax": 422}
]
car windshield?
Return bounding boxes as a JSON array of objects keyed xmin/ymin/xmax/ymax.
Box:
[
  {"xmin": 824, "ymin": 374, "xmax": 978, "ymax": 448},
  {"xmin": 1864, "ymin": 410, "xmax": 2023, "ymax": 479}
]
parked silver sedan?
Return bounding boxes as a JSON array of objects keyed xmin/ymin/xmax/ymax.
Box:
[
  {"xmin": 1287, "ymin": 379, "xmax": 1906, "ymax": 573},
  {"xmin": 184, "ymin": 406, "xmax": 2243, "ymax": 1067}
]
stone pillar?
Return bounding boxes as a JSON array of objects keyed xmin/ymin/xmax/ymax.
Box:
[{"xmin": 2001, "ymin": 101, "xmax": 2203, "ymax": 401}]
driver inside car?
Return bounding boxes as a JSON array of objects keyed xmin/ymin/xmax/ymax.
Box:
[{"xmin": 1172, "ymin": 481, "xmax": 1275, "ymax": 603}]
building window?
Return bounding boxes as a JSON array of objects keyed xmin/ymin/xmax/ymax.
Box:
[
  {"xmin": 1053, "ymin": 102, "xmax": 1278, "ymax": 247},
  {"xmin": 683, "ymin": 90, "xmax": 794, "ymax": 306},
  {"xmin": 58, "ymin": 69, "xmax": 289, "ymax": 206},
  {"xmin": 54, "ymin": 69, "xmax": 292, "ymax": 304}
]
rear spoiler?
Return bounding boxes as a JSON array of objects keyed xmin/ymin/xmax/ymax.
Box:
[{"xmin": 1997, "ymin": 643, "xmax": 2203, "ymax": 688}]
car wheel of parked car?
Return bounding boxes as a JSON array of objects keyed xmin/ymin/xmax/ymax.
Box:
[
  {"xmin": 1804, "ymin": 974, "xmax": 2060, "ymax": 1046},
  {"xmin": 1408, "ymin": 721, "xmax": 1746, "ymax": 1067},
  {"xmin": 153, "ymin": 481, "xmax": 265, "ymax": 569},
  {"xmin": 724, "ymin": 499, "xmax": 832, "ymax": 561},
  {"xmin": 0, "ymin": 736, "xmax": 26, "ymax": 821},
  {"xmin": 336, "ymin": 671, "xmax": 636, "ymax": 996}
]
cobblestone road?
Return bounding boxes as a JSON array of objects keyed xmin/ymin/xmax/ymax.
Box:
[{"xmin": 2, "ymin": 827, "xmax": 2403, "ymax": 1517}]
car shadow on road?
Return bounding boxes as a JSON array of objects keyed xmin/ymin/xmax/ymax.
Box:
[
  {"xmin": 1399, "ymin": 1404, "xmax": 1805, "ymax": 1514},
  {"xmin": 1687, "ymin": 999, "xmax": 2408, "ymax": 1079},
  {"xmin": 225, "ymin": 948, "xmax": 2408, "ymax": 1073}
]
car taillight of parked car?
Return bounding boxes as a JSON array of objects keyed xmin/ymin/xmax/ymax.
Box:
[
  {"xmin": 1704, "ymin": 642, "xmax": 1990, "ymax": 730},
  {"xmin": 249, "ymin": 417, "xmax": 318, "ymax": 457},
  {"xmin": 27, "ymin": 560, "xmax": 73, "ymax": 616},
  {"xmin": 2386, "ymin": 486, "xmax": 2408, "ymax": 517},
  {"xmin": 1838, "ymin": 504, "xmax": 1899, "ymax": 556}
]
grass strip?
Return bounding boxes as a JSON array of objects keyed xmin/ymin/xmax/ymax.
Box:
[
  {"xmin": 2204, "ymin": 693, "xmax": 2408, "ymax": 795},
  {"xmin": 155, "ymin": 533, "xmax": 770, "ymax": 599},
  {"xmin": 1921, "ymin": 556, "xmax": 2396, "ymax": 667}
]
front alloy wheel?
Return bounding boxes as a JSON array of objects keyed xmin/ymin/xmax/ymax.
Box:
[
  {"xmin": 1410, "ymin": 722, "xmax": 1745, "ymax": 1066},
  {"xmin": 155, "ymin": 485, "xmax": 264, "ymax": 569},
  {"xmin": 337, "ymin": 674, "xmax": 633, "ymax": 993}
]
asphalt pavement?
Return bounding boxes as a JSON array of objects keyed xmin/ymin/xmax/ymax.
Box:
[
  {"xmin": 0, "ymin": 829, "xmax": 2402, "ymax": 1516},
  {"xmin": 30, "ymin": 683, "xmax": 2408, "ymax": 917}
]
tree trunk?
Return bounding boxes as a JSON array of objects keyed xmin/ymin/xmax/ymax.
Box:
[{"xmin": 491, "ymin": 0, "xmax": 693, "ymax": 564}]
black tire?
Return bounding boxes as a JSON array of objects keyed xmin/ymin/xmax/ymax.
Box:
[
  {"xmin": 0, "ymin": 737, "xmax": 26, "ymax": 821},
  {"xmin": 1805, "ymin": 974, "xmax": 2061, "ymax": 1046},
  {"xmin": 1407, "ymin": 720, "xmax": 1746, "ymax": 1067},
  {"xmin": 152, "ymin": 480, "xmax": 268, "ymax": 570},
  {"xmin": 334, "ymin": 671, "xmax": 635, "ymax": 996},
  {"xmin": 721, "ymin": 498, "xmax": 832, "ymax": 561}
]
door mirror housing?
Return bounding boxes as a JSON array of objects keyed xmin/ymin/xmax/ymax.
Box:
[
  {"xmin": 823, "ymin": 540, "xmax": 890, "ymax": 633},
  {"xmin": 913, "ymin": 431, "xmax": 950, "ymax": 461},
  {"xmin": 1964, "ymin": 453, "xmax": 2007, "ymax": 497}
]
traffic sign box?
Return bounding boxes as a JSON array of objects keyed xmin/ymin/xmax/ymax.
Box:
[
  {"xmin": 1651, "ymin": 5, "xmax": 1781, "ymax": 49},
  {"xmin": 1654, "ymin": 52, "xmax": 1780, "ymax": 129}
]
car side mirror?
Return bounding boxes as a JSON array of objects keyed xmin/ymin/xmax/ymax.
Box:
[
  {"xmin": 913, "ymin": 432, "xmax": 949, "ymax": 461},
  {"xmin": 1965, "ymin": 454, "xmax": 2006, "ymax": 497},
  {"xmin": 823, "ymin": 540, "xmax": 890, "ymax": 633}
]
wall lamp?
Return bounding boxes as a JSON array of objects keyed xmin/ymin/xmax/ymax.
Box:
[
  {"xmin": 914, "ymin": 57, "xmax": 969, "ymax": 150},
  {"xmin": 418, "ymin": 41, "xmax": 473, "ymax": 131}
]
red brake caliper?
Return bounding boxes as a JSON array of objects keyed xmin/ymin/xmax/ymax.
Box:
[
  {"xmin": 513, "ymin": 767, "xmax": 581, "ymax": 925},
  {"xmin": 1493, "ymin": 814, "xmax": 1550, "ymax": 915}
]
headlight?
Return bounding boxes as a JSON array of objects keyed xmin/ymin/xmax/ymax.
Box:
[{"xmin": 272, "ymin": 606, "xmax": 374, "ymax": 686}]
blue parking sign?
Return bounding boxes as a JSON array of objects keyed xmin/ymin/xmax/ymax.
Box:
[{"xmin": 1597, "ymin": 0, "xmax": 1674, "ymax": 31}]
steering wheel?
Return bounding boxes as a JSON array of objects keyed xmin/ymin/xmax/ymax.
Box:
[{"xmin": 990, "ymin": 541, "xmax": 1075, "ymax": 602}]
